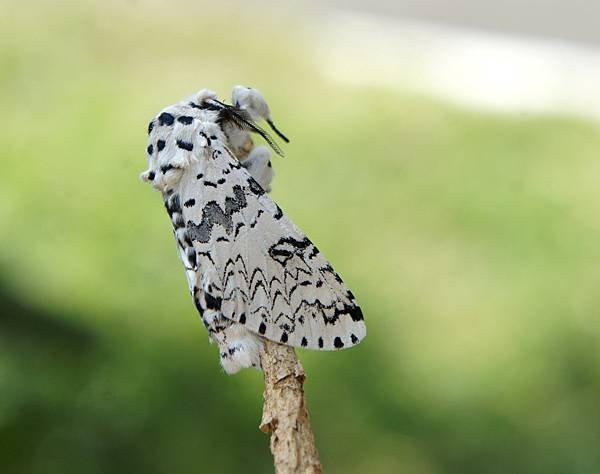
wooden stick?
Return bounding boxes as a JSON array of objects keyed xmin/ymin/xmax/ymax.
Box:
[{"xmin": 259, "ymin": 340, "xmax": 323, "ymax": 474}]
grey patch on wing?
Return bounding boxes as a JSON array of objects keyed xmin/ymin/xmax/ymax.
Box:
[{"xmin": 187, "ymin": 185, "xmax": 247, "ymax": 243}]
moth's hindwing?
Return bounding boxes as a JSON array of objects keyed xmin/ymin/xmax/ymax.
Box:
[{"xmin": 180, "ymin": 143, "xmax": 366, "ymax": 351}]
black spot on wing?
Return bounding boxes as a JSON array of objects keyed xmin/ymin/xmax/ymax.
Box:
[
  {"xmin": 147, "ymin": 144, "xmax": 153, "ymax": 155},
  {"xmin": 177, "ymin": 115, "xmax": 194, "ymax": 125},
  {"xmin": 280, "ymin": 332, "xmax": 288, "ymax": 343},
  {"xmin": 350, "ymin": 305, "xmax": 364, "ymax": 322},
  {"xmin": 258, "ymin": 322, "xmax": 267, "ymax": 335},
  {"xmin": 334, "ymin": 337, "xmax": 344, "ymax": 349},
  {"xmin": 318, "ymin": 337, "xmax": 324, "ymax": 349},
  {"xmin": 186, "ymin": 248, "xmax": 197, "ymax": 269},
  {"xmin": 204, "ymin": 293, "xmax": 222, "ymax": 311},
  {"xmin": 184, "ymin": 199, "xmax": 195, "ymax": 208},
  {"xmin": 193, "ymin": 296, "xmax": 204, "ymax": 317},
  {"xmin": 301, "ymin": 337, "xmax": 308, "ymax": 347},
  {"xmin": 158, "ymin": 112, "xmax": 175, "ymax": 126},
  {"xmin": 247, "ymin": 177, "xmax": 265, "ymax": 196},
  {"xmin": 148, "ymin": 120, "xmax": 155, "ymax": 134},
  {"xmin": 268, "ymin": 236, "xmax": 311, "ymax": 265},
  {"xmin": 176, "ymin": 140, "xmax": 193, "ymax": 151},
  {"xmin": 157, "ymin": 140, "xmax": 166, "ymax": 152},
  {"xmin": 164, "ymin": 194, "xmax": 181, "ymax": 216},
  {"xmin": 270, "ymin": 248, "xmax": 293, "ymax": 259},
  {"xmin": 173, "ymin": 213, "xmax": 184, "ymax": 228},
  {"xmin": 350, "ymin": 333, "xmax": 359, "ymax": 344},
  {"xmin": 160, "ymin": 163, "xmax": 180, "ymax": 174}
]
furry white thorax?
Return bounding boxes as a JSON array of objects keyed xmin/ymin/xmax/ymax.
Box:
[{"xmin": 142, "ymin": 86, "xmax": 366, "ymax": 374}]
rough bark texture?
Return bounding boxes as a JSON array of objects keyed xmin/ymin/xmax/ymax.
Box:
[{"xmin": 260, "ymin": 340, "xmax": 323, "ymax": 474}]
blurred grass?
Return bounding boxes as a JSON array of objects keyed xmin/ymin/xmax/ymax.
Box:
[{"xmin": 1, "ymin": 0, "xmax": 600, "ymax": 473}]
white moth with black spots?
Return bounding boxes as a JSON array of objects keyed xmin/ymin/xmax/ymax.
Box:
[{"xmin": 141, "ymin": 86, "xmax": 366, "ymax": 374}]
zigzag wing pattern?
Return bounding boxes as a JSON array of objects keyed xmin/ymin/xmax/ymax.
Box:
[{"xmin": 179, "ymin": 143, "xmax": 366, "ymax": 351}]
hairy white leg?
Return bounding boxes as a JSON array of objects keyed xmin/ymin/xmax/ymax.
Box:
[
  {"xmin": 201, "ymin": 308, "xmax": 263, "ymax": 374},
  {"xmin": 232, "ymin": 85, "xmax": 289, "ymax": 144},
  {"xmin": 232, "ymin": 85, "xmax": 271, "ymax": 121},
  {"xmin": 240, "ymin": 145, "xmax": 274, "ymax": 192},
  {"xmin": 216, "ymin": 323, "xmax": 264, "ymax": 374}
]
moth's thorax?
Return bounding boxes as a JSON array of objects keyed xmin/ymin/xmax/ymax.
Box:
[{"xmin": 142, "ymin": 101, "xmax": 231, "ymax": 193}]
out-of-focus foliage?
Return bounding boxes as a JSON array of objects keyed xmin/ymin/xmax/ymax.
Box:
[{"xmin": 1, "ymin": 1, "xmax": 600, "ymax": 473}]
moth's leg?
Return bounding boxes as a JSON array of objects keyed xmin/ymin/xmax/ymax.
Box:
[
  {"xmin": 222, "ymin": 120, "xmax": 254, "ymax": 160},
  {"xmin": 240, "ymin": 145, "xmax": 274, "ymax": 192},
  {"xmin": 220, "ymin": 323, "xmax": 263, "ymax": 374},
  {"xmin": 232, "ymin": 85, "xmax": 289, "ymax": 143},
  {"xmin": 232, "ymin": 86, "xmax": 271, "ymax": 122},
  {"xmin": 205, "ymin": 316, "xmax": 263, "ymax": 374}
]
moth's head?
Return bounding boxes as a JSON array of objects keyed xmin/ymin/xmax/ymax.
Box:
[
  {"xmin": 140, "ymin": 86, "xmax": 288, "ymax": 192},
  {"xmin": 184, "ymin": 89, "xmax": 288, "ymax": 157},
  {"xmin": 188, "ymin": 88, "xmax": 218, "ymax": 107}
]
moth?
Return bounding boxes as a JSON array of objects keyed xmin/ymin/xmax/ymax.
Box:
[{"xmin": 141, "ymin": 86, "xmax": 366, "ymax": 374}]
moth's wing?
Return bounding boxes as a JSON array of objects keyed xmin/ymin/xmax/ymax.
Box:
[{"xmin": 179, "ymin": 144, "xmax": 366, "ymax": 351}]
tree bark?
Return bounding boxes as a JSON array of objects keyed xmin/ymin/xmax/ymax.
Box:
[{"xmin": 259, "ymin": 340, "xmax": 323, "ymax": 474}]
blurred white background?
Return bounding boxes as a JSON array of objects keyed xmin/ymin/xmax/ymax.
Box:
[{"xmin": 257, "ymin": 0, "xmax": 600, "ymax": 120}]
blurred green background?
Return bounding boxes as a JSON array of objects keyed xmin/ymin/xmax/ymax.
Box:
[{"xmin": 2, "ymin": 1, "xmax": 600, "ymax": 473}]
